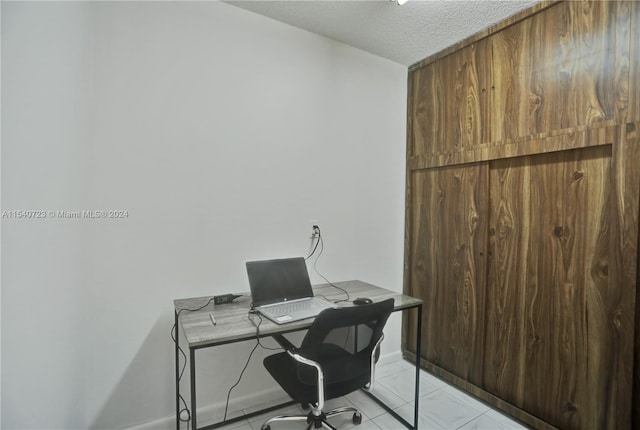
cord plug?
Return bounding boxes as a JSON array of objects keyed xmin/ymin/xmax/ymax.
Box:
[{"xmin": 310, "ymin": 225, "xmax": 320, "ymax": 239}]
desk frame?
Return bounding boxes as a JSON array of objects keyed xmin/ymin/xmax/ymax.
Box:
[{"xmin": 175, "ymin": 281, "xmax": 423, "ymax": 430}]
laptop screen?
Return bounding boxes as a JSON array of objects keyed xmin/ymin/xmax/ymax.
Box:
[{"xmin": 246, "ymin": 257, "xmax": 314, "ymax": 307}]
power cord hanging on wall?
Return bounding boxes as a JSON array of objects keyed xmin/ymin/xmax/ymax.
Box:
[
  {"xmin": 306, "ymin": 225, "xmax": 322, "ymax": 260},
  {"xmin": 305, "ymin": 225, "xmax": 350, "ymax": 303}
]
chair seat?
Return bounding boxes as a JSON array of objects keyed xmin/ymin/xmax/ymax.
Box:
[{"xmin": 264, "ymin": 344, "xmax": 371, "ymax": 404}]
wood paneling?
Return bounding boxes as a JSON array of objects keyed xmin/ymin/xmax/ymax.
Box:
[
  {"xmin": 488, "ymin": 1, "xmax": 630, "ymax": 143},
  {"xmin": 408, "ymin": 124, "xmax": 616, "ymax": 170},
  {"xmin": 631, "ymin": 2, "xmax": 640, "ymax": 122},
  {"xmin": 406, "ymin": 163, "xmax": 488, "ymax": 384},
  {"xmin": 614, "ymin": 122, "xmax": 640, "ymax": 429},
  {"xmin": 404, "ymin": 1, "xmax": 640, "ymax": 428},
  {"xmin": 485, "ymin": 145, "xmax": 614, "ymax": 430},
  {"xmin": 409, "ymin": 1, "xmax": 632, "ymax": 162},
  {"xmin": 410, "ymin": 40, "xmax": 491, "ymax": 158}
]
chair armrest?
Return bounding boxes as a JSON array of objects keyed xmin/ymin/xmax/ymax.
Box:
[
  {"xmin": 272, "ymin": 333, "xmax": 324, "ymax": 411},
  {"xmin": 286, "ymin": 350, "xmax": 325, "ymax": 413},
  {"xmin": 363, "ymin": 333, "xmax": 384, "ymax": 392}
]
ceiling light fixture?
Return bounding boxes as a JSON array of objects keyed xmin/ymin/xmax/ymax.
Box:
[{"xmin": 392, "ymin": 0, "xmax": 408, "ymax": 5}]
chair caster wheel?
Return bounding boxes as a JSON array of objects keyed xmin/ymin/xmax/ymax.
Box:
[
  {"xmin": 352, "ymin": 412, "xmax": 362, "ymax": 425},
  {"xmin": 261, "ymin": 425, "xmax": 270, "ymax": 430}
]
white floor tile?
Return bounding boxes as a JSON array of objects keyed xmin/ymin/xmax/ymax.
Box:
[
  {"xmin": 419, "ymin": 389, "xmax": 484, "ymax": 429},
  {"xmin": 419, "ymin": 370, "xmax": 448, "ymax": 393},
  {"xmin": 344, "ymin": 390, "xmax": 386, "ymax": 420},
  {"xmin": 441, "ymin": 385, "xmax": 490, "ymax": 414},
  {"xmin": 458, "ymin": 412, "xmax": 526, "ymax": 430},
  {"xmin": 394, "ymin": 403, "xmax": 444, "ymax": 429},
  {"xmin": 372, "ymin": 412, "xmax": 412, "ymax": 430},
  {"xmin": 246, "ymin": 404, "xmax": 303, "ymax": 426},
  {"xmin": 378, "ymin": 368, "xmax": 443, "ymax": 402},
  {"xmin": 361, "ymin": 420, "xmax": 383, "ymax": 429},
  {"xmin": 378, "ymin": 369, "xmax": 419, "ymax": 403},
  {"xmin": 483, "ymin": 410, "xmax": 528, "ymax": 430},
  {"xmin": 369, "ymin": 384, "xmax": 406, "ymax": 410},
  {"xmin": 375, "ymin": 359, "xmax": 413, "ymax": 379},
  {"xmin": 212, "ymin": 357, "xmax": 529, "ymax": 430},
  {"xmin": 360, "ymin": 419, "xmax": 383, "ymax": 430},
  {"xmin": 325, "ymin": 409, "xmax": 362, "ymax": 430}
]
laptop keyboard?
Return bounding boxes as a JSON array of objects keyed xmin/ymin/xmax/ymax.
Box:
[
  {"xmin": 262, "ymin": 299, "xmax": 316, "ymax": 317},
  {"xmin": 259, "ymin": 298, "xmax": 336, "ymax": 324}
]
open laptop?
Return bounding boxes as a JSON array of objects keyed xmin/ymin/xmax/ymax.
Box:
[{"xmin": 246, "ymin": 257, "xmax": 337, "ymax": 324}]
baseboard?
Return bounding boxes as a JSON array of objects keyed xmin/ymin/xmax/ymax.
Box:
[
  {"xmin": 125, "ymin": 383, "xmax": 286, "ymax": 430},
  {"xmin": 125, "ymin": 350, "xmax": 403, "ymax": 430},
  {"xmin": 377, "ymin": 349, "xmax": 402, "ymax": 367}
]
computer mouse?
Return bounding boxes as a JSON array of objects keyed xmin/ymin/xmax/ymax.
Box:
[{"xmin": 353, "ymin": 297, "xmax": 373, "ymax": 305}]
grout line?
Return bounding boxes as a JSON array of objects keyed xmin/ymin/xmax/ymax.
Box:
[
  {"xmin": 237, "ymin": 359, "xmax": 521, "ymax": 430},
  {"xmin": 454, "ymin": 413, "xmax": 484, "ymax": 430}
]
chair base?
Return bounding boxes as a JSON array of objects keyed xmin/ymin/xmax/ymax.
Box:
[{"xmin": 261, "ymin": 405, "xmax": 362, "ymax": 430}]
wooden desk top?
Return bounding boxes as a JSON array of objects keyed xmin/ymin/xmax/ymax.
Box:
[{"xmin": 174, "ymin": 280, "xmax": 422, "ymax": 348}]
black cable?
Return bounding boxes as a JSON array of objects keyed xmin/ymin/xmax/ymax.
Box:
[
  {"xmin": 171, "ymin": 297, "xmax": 216, "ymax": 428},
  {"xmin": 305, "ymin": 227, "xmax": 321, "ymax": 260},
  {"xmin": 312, "ymin": 228, "xmax": 350, "ymax": 303},
  {"xmin": 175, "ymin": 298, "xmax": 281, "ymax": 424},
  {"xmin": 248, "ymin": 312, "xmax": 282, "ymax": 351},
  {"xmin": 223, "ymin": 340, "xmax": 260, "ymax": 421},
  {"xmin": 170, "ymin": 329, "xmax": 191, "ymax": 426},
  {"xmin": 305, "ymin": 229, "xmax": 353, "ymax": 349},
  {"xmin": 223, "ymin": 310, "xmax": 283, "ymax": 421}
]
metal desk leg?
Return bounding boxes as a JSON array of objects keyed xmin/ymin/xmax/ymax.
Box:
[
  {"xmin": 414, "ymin": 305, "xmax": 422, "ymax": 429},
  {"xmin": 361, "ymin": 304, "xmax": 422, "ymax": 430},
  {"xmin": 190, "ymin": 348, "xmax": 197, "ymax": 430},
  {"xmin": 175, "ymin": 312, "xmax": 180, "ymax": 430}
]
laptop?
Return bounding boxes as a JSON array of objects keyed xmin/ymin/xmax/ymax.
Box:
[{"xmin": 246, "ymin": 257, "xmax": 337, "ymax": 324}]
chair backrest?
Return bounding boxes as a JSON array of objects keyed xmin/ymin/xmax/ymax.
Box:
[{"xmin": 297, "ymin": 298, "xmax": 394, "ymax": 381}]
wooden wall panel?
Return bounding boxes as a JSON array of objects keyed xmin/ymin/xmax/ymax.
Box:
[
  {"xmin": 488, "ymin": 0, "xmax": 630, "ymax": 143},
  {"xmin": 410, "ymin": 40, "xmax": 491, "ymax": 158},
  {"xmin": 484, "ymin": 145, "xmax": 615, "ymax": 429},
  {"xmin": 409, "ymin": 1, "xmax": 632, "ymax": 165},
  {"xmin": 482, "ymin": 155, "xmax": 528, "ymax": 409},
  {"xmin": 404, "ymin": 2, "xmax": 640, "ymax": 428},
  {"xmin": 485, "ymin": 13, "xmax": 529, "ymax": 144},
  {"xmin": 406, "ymin": 164, "xmax": 488, "ymax": 384},
  {"xmin": 628, "ymin": 33, "xmax": 640, "ymax": 430},
  {"xmin": 408, "ymin": 124, "xmax": 616, "ymax": 171},
  {"xmin": 631, "ymin": 2, "xmax": 640, "ymax": 122},
  {"xmin": 613, "ymin": 122, "xmax": 640, "ymax": 430}
]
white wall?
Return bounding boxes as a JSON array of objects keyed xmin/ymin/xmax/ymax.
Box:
[
  {"xmin": 1, "ymin": 1, "xmax": 407, "ymax": 429},
  {"xmin": 2, "ymin": 2, "xmax": 93, "ymax": 428}
]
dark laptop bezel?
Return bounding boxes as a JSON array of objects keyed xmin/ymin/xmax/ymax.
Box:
[{"xmin": 246, "ymin": 257, "xmax": 314, "ymax": 307}]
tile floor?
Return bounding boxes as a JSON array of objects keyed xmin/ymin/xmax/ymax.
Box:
[{"xmin": 204, "ymin": 359, "xmax": 528, "ymax": 430}]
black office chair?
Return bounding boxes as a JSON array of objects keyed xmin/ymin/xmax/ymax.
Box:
[{"xmin": 260, "ymin": 298, "xmax": 394, "ymax": 430}]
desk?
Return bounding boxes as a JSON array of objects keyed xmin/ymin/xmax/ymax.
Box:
[{"xmin": 174, "ymin": 280, "xmax": 423, "ymax": 430}]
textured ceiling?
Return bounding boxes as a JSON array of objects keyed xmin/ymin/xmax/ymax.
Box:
[{"xmin": 226, "ymin": 0, "xmax": 540, "ymax": 66}]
